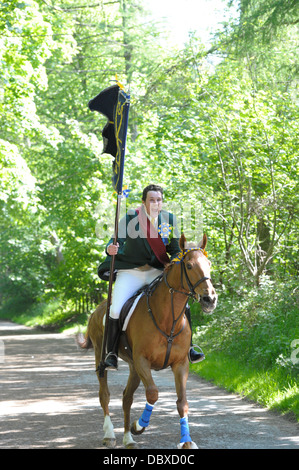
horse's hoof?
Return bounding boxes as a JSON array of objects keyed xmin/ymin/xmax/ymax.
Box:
[
  {"xmin": 123, "ymin": 431, "xmax": 138, "ymax": 449},
  {"xmin": 102, "ymin": 437, "xmax": 116, "ymax": 448},
  {"xmin": 125, "ymin": 442, "xmax": 139, "ymax": 449},
  {"xmin": 177, "ymin": 441, "xmax": 198, "ymax": 449},
  {"xmin": 182, "ymin": 441, "xmax": 192, "ymax": 449},
  {"xmin": 130, "ymin": 420, "xmax": 145, "ymax": 436}
]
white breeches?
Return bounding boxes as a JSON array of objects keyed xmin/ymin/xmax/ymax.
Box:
[{"xmin": 109, "ymin": 268, "xmax": 162, "ymax": 319}]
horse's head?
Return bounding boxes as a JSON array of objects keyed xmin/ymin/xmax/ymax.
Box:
[{"xmin": 179, "ymin": 234, "xmax": 218, "ymax": 314}]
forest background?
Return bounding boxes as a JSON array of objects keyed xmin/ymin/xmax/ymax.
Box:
[{"xmin": 0, "ymin": 0, "xmax": 298, "ymax": 420}]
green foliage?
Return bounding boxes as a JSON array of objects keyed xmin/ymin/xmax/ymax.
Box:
[
  {"xmin": 192, "ymin": 277, "xmax": 299, "ymax": 372},
  {"xmin": 230, "ymin": 0, "xmax": 299, "ymax": 45},
  {"xmin": 0, "ymin": 0, "xmax": 298, "ymax": 417},
  {"xmin": 0, "ymin": 296, "xmax": 88, "ymax": 333},
  {"xmin": 190, "ymin": 277, "xmax": 299, "ymax": 419}
]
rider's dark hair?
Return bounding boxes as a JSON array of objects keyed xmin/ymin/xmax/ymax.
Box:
[{"xmin": 142, "ymin": 184, "xmax": 164, "ymax": 201}]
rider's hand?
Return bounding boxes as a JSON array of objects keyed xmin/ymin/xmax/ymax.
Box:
[{"xmin": 107, "ymin": 243, "xmax": 119, "ymax": 256}]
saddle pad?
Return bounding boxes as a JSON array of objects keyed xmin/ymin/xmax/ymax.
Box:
[
  {"xmin": 121, "ymin": 292, "xmax": 143, "ymax": 331},
  {"xmin": 102, "ymin": 292, "xmax": 144, "ymax": 332}
]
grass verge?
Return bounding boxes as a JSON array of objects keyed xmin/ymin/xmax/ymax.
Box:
[
  {"xmin": 190, "ymin": 275, "xmax": 299, "ymax": 422},
  {"xmin": 191, "ymin": 352, "xmax": 299, "ymax": 421},
  {"xmin": 0, "ymin": 299, "xmax": 88, "ymax": 333}
]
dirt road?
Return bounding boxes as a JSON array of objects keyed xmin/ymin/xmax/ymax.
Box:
[{"xmin": 0, "ymin": 320, "xmax": 298, "ymax": 450}]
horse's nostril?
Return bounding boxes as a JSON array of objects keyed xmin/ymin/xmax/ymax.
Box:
[{"xmin": 202, "ymin": 296, "xmax": 211, "ymax": 303}]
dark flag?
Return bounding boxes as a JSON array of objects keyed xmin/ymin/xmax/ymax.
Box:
[
  {"xmin": 88, "ymin": 81, "xmax": 130, "ymax": 376},
  {"xmin": 88, "ymin": 83, "xmax": 130, "ymax": 194}
]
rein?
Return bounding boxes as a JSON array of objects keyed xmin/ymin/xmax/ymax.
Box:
[{"xmin": 146, "ymin": 249, "xmax": 210, "ymax": 369}]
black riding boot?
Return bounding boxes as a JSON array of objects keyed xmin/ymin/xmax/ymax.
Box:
[
  {"xmin": 185, "ymin": 305, "xmax": 205, "ymax": 364},
  {"xmin": 103, "ymin": 317, "xmax": 120, "ymax": 370}
]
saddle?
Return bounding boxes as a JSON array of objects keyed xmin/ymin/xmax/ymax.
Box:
[
  {"xmin": 118, "ymin": 274, "xmax": 163, "ymax": 331},
  {"xmin": 119, "ymin": 286, "xmax": 146, "ymax": 331}
]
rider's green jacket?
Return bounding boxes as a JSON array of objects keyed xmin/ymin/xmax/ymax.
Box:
[{"xmin": 98, "ymin": 208, "xmax": 180, "ymax": 281}]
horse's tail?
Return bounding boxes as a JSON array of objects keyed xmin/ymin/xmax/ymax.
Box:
[
  {"xmin": 76, "ymin": 308, "xmax": 98, "ymax": 350},
  {"xmin": 76, "ymin": 303, "xmax": 105, "ymax": 350},
  {"xmin": 76, "ymin": 332, "xmax": 93, "ymax": 350}
]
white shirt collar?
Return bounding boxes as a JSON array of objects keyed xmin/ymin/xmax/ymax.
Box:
[{"xmin": 142, "ymin": 204, "xmax": 158, "ymax": 228}]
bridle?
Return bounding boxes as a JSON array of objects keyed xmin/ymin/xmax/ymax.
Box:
[
  {"xmin": 164, "ymin": 249, "xmax": 211, "ymax": 300},
  {"xmin": 146, "ymin": 249, "xmax": 211, "ymax": 369}
]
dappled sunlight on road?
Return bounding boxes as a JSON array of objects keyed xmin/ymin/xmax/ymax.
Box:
[{"xmin": 0, "ymin": 321, "xmax": 298, "ymax": 449}]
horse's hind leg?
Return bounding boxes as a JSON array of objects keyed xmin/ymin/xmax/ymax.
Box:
[
  {"xmin": 87, "ymin": 305, "xmax": 116, "ymax": 447},
  {"xmin": 94, "ymin": 346, "xmax": 116, "ymax": 448},
  {"xmin": 122, "ymin": 363, "xmax": 141, "ymax": 449}
]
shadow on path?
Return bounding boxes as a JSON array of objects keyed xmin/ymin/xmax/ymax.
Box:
[{"xmin": 0, "ymin": 321, "xmax": 298, "ymax": 449}]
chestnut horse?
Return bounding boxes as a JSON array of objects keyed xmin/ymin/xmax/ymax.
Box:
[{"xmin": 79, "ymin": 234, "xmax": 217, "ymax": 449}]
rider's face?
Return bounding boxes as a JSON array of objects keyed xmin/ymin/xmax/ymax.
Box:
[{"xmin": 143, "ymin": 191, "xmax": 163, "ymax": 218}]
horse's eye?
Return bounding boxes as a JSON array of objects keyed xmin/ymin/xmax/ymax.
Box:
[{"xmin": 186, "ymin": 262, "xmax": 192, "ymax": 270}]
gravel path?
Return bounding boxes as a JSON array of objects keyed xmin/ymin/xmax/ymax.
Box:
[{"xmin": 0, "ymin": 320, "xmax": 298, "ymax": 450}]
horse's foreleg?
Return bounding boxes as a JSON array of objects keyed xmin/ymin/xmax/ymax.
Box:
[
  {"xmin": 130, "ymin": 356, "xmax": 158, "ymax": 436},
  {"xmin": 122, "ymin": 363, "xmax": 140, "ymax": 449},
  {"xmin": 131, "ymin": 401, "xmax": 154, "ymax": 435},
  {"xmin": 172, "ymin": 359, "xmax": 198, "ymax": 449}
]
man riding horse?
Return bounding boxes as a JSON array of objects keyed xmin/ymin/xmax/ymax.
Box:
[{"xmin": 98, "ymin": 184, "xmax": 205, "ymax": 371}]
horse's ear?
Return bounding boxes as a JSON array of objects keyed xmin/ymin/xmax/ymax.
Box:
[
  {"xmin": 179, "ymin": 233, "xmax": 186, "ymax": 251},
  {"xmin": 200, "ymin": 233, "xmax": 207, "ymax": 251}
]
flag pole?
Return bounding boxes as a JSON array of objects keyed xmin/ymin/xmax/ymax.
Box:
[
  {"xmin": 89, "ymin": 80, "xmax": 130, "ymax": 378},
  {"xmin": 98, "ymin": 192, "xmax": 122, "ymax": 378}
]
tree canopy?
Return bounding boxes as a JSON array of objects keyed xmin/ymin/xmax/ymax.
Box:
[{"xmin": 0, "ymin": 0, "xmax": 298, "ymax": 313}]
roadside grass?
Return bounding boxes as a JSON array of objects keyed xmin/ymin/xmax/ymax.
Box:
[
  {"xmin": 190, "ymin": 276, "xmax": 299, "ymax": 421},
  {"xmin": 191, "ymin": 353, "xmax": 299, "ymax": 420},
  {"xmin": 0, "ymin": 297, "xmax": 88, "ymax": 333}
]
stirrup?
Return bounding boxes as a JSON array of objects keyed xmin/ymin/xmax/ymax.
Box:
[
  {"xmin": 188, "ymin": 345, "xmax": 205, "ymax": 364},
  {"xmin": 104, "ymin": 352, "xmax": 118, "ymax": 370}
]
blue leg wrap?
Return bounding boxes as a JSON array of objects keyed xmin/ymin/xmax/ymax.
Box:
[
  {"xmin": 138, "ymin": 402, "xmax": 154, "ymax": 428},
  {"xmin": 180, "ymin": 416, "xmax": 191, "ymax": 443}
]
